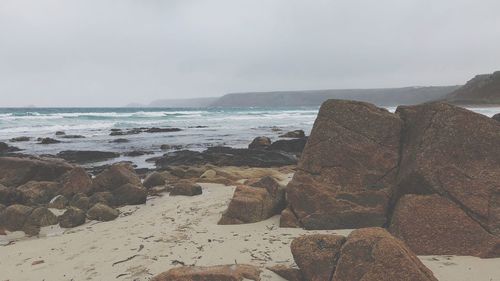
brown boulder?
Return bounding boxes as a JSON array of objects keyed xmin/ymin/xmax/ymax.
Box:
[
  {"xmin": 59, "ymin": 207, "xmax": 86, "ymax": 228},
  {"xmin": 17, "ymin": 181, "xmax": 61, "ymax": 205},
  {"xmin": 389, "ymin": 194, "xmax": 500, "ymax": 258},
  {"xmin": 0, "ymin": 156, "xmax": 73, "ymax": 187},
  {"xmin": 143, "ymin": 172, "xmax": 166, "ymax": 188},
  {"xmin": 332, "ymin": 228, "xmax": 438, "ymax": 281},
  {"xmin": 26, "ymin": 207, "xmax": 58, "ymax": 231},
  {"xmin": 0, "ymin": 184, "xmax": 26, "ymax": 206},
  {"xmin": 90, "ymin": 163, "xmax": 142, "ymax": 193},
  {"xmin": 285, "ymin": 100, "xmax": 401, "ymax": 229},
  {"xmin": 170, "ymin": 181, "xmax": 202, "ymax": 197},
  {"xmin": 88, "ymin": 192, "xmax": 113, "ymax": 207},
  {"xmin": 70, "ymin": 193, "xmax": 90, "ymax": 211},
  {"xmin": 291, "ymin": 234, "xmax": 346, "ymax": 281},
  {"xmin": 151, "ymin": 264, "xmax": 261, "ymax": 281},
  {"xmin": 279, "ymin": 208, "xmax": 300, "ymax": 228},
  {"xmin": 111, "ymin": 183, "xmax": 147, "ymax": 205},
  {"xmin": 59, "ymin": 167, "xmax": 92, "ymax": 197},
  {"xmin": 248, "ymin": 136, "xmax": 272, "ymax": 150},
  {"xmin": 0, "ymin": 204, "xmax": 33, "ymax": 232},
  {"xmin": 395, "ymin": 102, "xmax": 500, "ymax": 235},
  {"xmin": 87, "ymin": 203, "xmax": 119, "ymax": 221},
  {"xmin": 48, "ymin": 195, "xmax": 68, "ymax": 209},
  {"xmin": 267, "ymin": 265, "xmax": 304, "ymax": 281}
]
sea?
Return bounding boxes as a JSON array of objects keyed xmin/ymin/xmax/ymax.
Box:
[{"xmin": 0, "ymin": 106, "xmax": 499, "ymax": 169}]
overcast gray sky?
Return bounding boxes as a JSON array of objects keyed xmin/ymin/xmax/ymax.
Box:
[{"xmin": 1, "ymin": 0, "xmax": 499, "ymax": 107}]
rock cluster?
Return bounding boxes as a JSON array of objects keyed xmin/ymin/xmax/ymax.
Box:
[{"xmin": 282, "ymin": 100, "xmax": 500, "ymax": 257}]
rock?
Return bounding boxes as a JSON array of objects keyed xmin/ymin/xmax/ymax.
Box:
[
  {"xmin": 0, "ymin": 204, "xmax": 33, "ymax": 232},
  {"xmin": 151, "ymin": 264, "xmax": 261, "ymax": 281},
  {"xmin": 88, "ymin": 192, "xmax": 113, "ymax": 207},
  {"xmin": 123, "ymin": 150, "xmax": 154, "ymax": 157},
  {"xmin": 279, "ymin": 130, "xmax": 305, "ymax": 138},
  {"xmin": 110, "ymin": 138, "xmax": 129, "ymax": 143},
  {"xmin": 291, "ymin": 234, "xmax": 345, "ymax": 281},
  {"xmin": 0, "ymin": 142, "xmax": 21, "ymax": 153},
  {"xmin": 160, "ymin": 144, "xmax": 183, "ymax": 151},
  {"xmin": 200, "ymin": 169, "xmax": 217, "ymax": 179},
  {"xmin": 267, "ymin": 265, "xmax": 304, "ymax": 281},
  {"xmin": 38, "ymin": 137, "xmax": 61, "ymax": 144},
  {"xmin": 60, "ymin": 135, "xmax": 85, "ymax": 139},
  {"xmin": 111, "ymin": 183, "xmax": 147, "ymax": 205},
  {"xmin": 285, "ymin": 100, "xmax": 401, "ymax": 229},
  {"xmin": 9, "ymin": 136, "xmax": 30, "ymax": 142},
  {"xmin": 156, "ymin": 147, "xmax": 297, "ymax": 168},
  {"xmin": 395, "ymin": 102, "xmax": 500, "ymax": 235},
  {"xmin": 218, "ymin": 182, "xmax": 284, "ymax": 224},
  {"xmin": 446, "ymin": 71, "xmax": 500, "ymax": 104},
  {"xmin": 56, "ymin": 150, "xmax": 120, "ymax": 164},
  {"xmin": 279, "ymin": 208, "xmax": 300, "ymax": 228},
  {"xmin": 27, "ymin": 207, "xmax": 58, "ymax": 227},
  {"xmin": 170, "ymin": 181, "xmax": 202, "ymax": 196},
  {"xmin": 58, "ymin": 167, "xmax": 92, "ymax": 198},
  {"xmin": 145, "ymin": 127, "xmax": 182, "ymax": 133},
  {"xmin": 248, "ymin": 136, "xmax": 271, "ymax": 150},
  {"xmin": 332, "ymin": 228, "xmax": 438, "ymax": 281},
  {"xmin": 389, "ymin": 194, "xmax": 500, "ymax": 258},
  {"xmin": 90, "ymin": 163, "xmax": 142, "ymax": 193},
  {"xmin": 70, "ymin": 193, "xmax": 90, "ymax": 211},
  {"xmin": 55, "ymin": 131, "xmax": 66, "ymax": 136},
  {"xmin": 17, "ymin": 181, "xmax": 61, "ymax": 205},
  {"xmin": 493, "ymin": 113, "xmax": 500, "ymax": 121},
  {"xmin": 0, "ymin": 184, "xmax": 26, "ymax": 206},
  {"xmin": 59, "ymin": 207, "xmax": 86, "ymax": 228},
  {"xmin": 48, "ymin": 195, "xmax": 68, "ymax": 209},
  {"xmin": 0, "ymin": 156, "xmax": 73, "ymax": 187},
  {"xmin": 268, "ymin": 138, "xmax": 308, "ymax": 154},
  {"xmin": 109, "ymin": 128, "xmax": 142, "ymax": 136},
  {"xmin": 87, "ymin": 203, "xmax": 119, "ymax": 221},
  {"xmin": 168, "ymin": 166, "xmax": 206, "ymax": 179},
  {"xmin": 143, "ymin": 172, "xmax": 166, "ymax": 188}
]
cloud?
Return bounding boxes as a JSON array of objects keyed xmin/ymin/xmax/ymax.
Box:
[{"xmin": 0, "ymin": 0, "xmax": 499, "ymax": 106}]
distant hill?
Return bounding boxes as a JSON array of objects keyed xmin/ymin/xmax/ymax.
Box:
[
  {"xmin": 210, "ymin": 86, "xmax": 460, "ymax": 107},
  {"xmin": 446, "ymin": 71, "xmax": 500, "ymax": 104}
]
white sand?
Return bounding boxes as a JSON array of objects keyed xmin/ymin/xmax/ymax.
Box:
[{"xmin": 0, "ymin": 183, "xmax": 499, "ymax": 281}]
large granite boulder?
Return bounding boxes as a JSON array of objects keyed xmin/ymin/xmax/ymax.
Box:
[
  {"xmin": 218, "ymin": 177, "xmax": 285, "ymax": 225},
  {"xmin": 0, "ymin": 184, "xmax": 26, "ymax": 206},
  {"xmin": 0, "ymin": 156, "xmax": 73, "ymax": 187},
  {"xmin": 248, "ymin": 136, "xmax": 271, "ymax": 150},
  {"xmin": 87, "ymin": 203, "xmax": 119, "ymax": 221},
  {"xmin": 143, "ymin": 172, "xmax": 166, "ymax": 188},
  {"xmin": 332, "ymin": 228, "xmax": 438, "ymax": 281},
  {"xmin": 395, "ymin": 102, "xmax": 500, "ymax": 235},
  {"xmin": 111, "ymin": 183, "xmax": 147, "ymax": 205},
  {"xmin": 17, "ymin": 181, "xmax": 61, "ymax": 205},
  {"xmin": 389, "ymin": 194, "xmax": 500, "ymax": 258},
  {"xmin": 170, "ymin": 181, "xmax": 202, "ymax": 197},
  {"xmin": 291, "ymin": 234, "xmax": 345, "ymax": 281},
  {"xmin": 59, "ymin": 167, "xmax": 92, "ymax": 197},
  {"xmin": 0, "ymin": 204, "xmax": 33, "ymax": 232},
  {"xmin": 285, "ymin": 100, "xmax": 402, "ymax": 229},
  {"xmin": 90, "ymin": 163, "xmax": 142, "ymax": 193},
  {"xmin": 268, "ymin": 138, "xmax": 308, "ymax": 154},
  {"xmin": 59, "ymin": 207, "xmax": 86, "ymax": 228},
  {"xmin": 151, "ymin": 264, "xmax": 261, "ymax": 281}
]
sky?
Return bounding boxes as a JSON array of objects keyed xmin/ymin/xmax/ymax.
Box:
[{"xmin": 0, "ymin": 0, "xmax": 499, "ymax": 107}]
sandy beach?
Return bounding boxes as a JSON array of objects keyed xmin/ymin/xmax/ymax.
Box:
[{"xmin": 1, "ymin": 181, "xmax": 498, "ymax": 281}]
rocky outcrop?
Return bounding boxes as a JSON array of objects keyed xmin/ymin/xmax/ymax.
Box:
[
  {"xmin": 58, "ymin": 167, "xmax": 92, "ymax": 198},
  {"xmin": 493, "ymin": 113, "xmax": 500, "ymax": 121},
  {"xmin": 70, "ymin": 193, "xmax": 90, "ymax": 211},
  {"xmin": 170, "ymin": 181, "xmax": 202, "ymax": 196},
  {"xmin": 279, "ymin": 130, "xmax": 305, "ymax": 138},
  {"xmin": 59, "ymin": 207, "xmax": 86, "ymax": 228},
  {"xmin": 283, "ymin": 99, "xmax": 500, "ymax": 258},
  {"xmin": 0, "ymin": 156, "xmax": 73, "ymax": 187},
  {"xmin": 155, "ymin": 147, "xmax": 297, "ymax": 168},
  {"xmin": 446, "ymin": 71, "xmax": 500, "ymax": 104},
  {"xmin": 56, "ymin": 150, "xmax": 120, "ymax": 164},
  {"xmin": 219, "ymin": 177, "xmax": 285, "ymax": 224},
  {"xmin": 389, "ymin": 194, "xmax": 500, "ymax": 258},
  {"xmin": 268, "ymin": 138, "xmax": 307, "ymax": 154},
  {"xmin": 87, "ymin": 203, "xmax": 119, "ymax": 221},
  {"xmin": 248, "ymin": 136, "xmax": 271, "ymax": 150},
  {"xmin": 151, "ymin": 264, "xmax": 261, "ymax": 281},
  {"xmin": 90, "ymin": 163, "xmax": 142, "ymax": 193},
  {"xmin": 288, "ymin": 228, "xmax": 437, "ymax": 281},
  {"xmin": 285, "ymin": 100, "xmax": 402, "ymax": 229},
  {"xmin": 9, "ymin": 136, "xmax": 30, "ymax": 142},
  {"xmin": 0, "ymin": 142, "xmax": 21, "ymax": 153},
  {"xmin": 38, "ymin": 137, "xmax": 61, "ymax": 144}
]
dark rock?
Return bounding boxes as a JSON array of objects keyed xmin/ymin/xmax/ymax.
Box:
[
  {"xmin": 285, "ymin": 100, "xmax": 401, "ymax": 229},
  {"xmin": 160, "ymin": 144, "xmax": 183, "ymax": 151},
  {"xmin": 60, "ymin": 135, "xmax": 85, "ymax": 139},
  {"xmin": 110, "ymin": 138, "xmax": 129, "ymax": 143},
  {"xmin": 38, "ymin": 138, "xmax": 61, "ymax": 144},
  {"xmin": 17, "ymin": 181, "xmax": 61, "ymax": 205},
  {"xmin": 248, "ymin": 136, "xmax": 271, "ymax": 150},
  {"xmin": 279, "ymin": 130, "xmax": 305, "ymax": 138},
  {"xmin": 27, "ymin": 207, "xmax": 58, "ymax": 228},
  {"xmin": 145, "ymin": 127, "xmax": 182, "ymax": 133},
  {"xmin": 111, "ymin": 183, "xmax": 147, "ymax": 205},
  {"xmin": 389, "ymin": 194, "xmax": 500, "ymax": 258},
  {"xmin": 267, "ymin": 265, "xmax": 304, "ymax": 281},
  {"xmin": 48, "ymin": 195, "xmax": 68, "ymax": 209},
  {"xmin": 151, "ymin": 264, "xmax": 261, "ymax": 281},
  {"xmin": 170, "ymin": 181, "xmax": 202, "ymax": 196},
  {"xmin": 59, "ymin": 207, "xmax": 86, "ymax": 228},
  {"xmin": 156, "ymin": 147, "xmax": 297, "ymax": 169},
  {"xmin": 55, "ymin": 131, "xmax": 66, "ymax": 136},
  {"xmin": 493, "ymin": 113, "xmax": 500, "ymax": 121},
  {"xmin": 88, "ymin": 192, "xmax": 113, "ymax": 207},
  {"xmin": 123, "ymin": 150, "xmax": 154, "ymax": 157},
  {"xmin": 109, "ymin": 128, "xmax": 142, "ymax": 136},
  {"xmin": 0, "ymin": 204, "xmax": 33, "ymax": 232},
  {"xmin": 0, "ymin": 184, "xmax": 26, "ymax": 206},
  {"xmin": 0, "ymin": 156, "xmax": 72, "ymax": 187},
  {"xmin": 90, "ymin": 163, "xmax": 142, "ymax": 193},
  {"xmin": 0, "ymin": 142, "xmax": 21, "ymax": 153},
  {"xmin": 70, "ymin": 193, "xmax": 90, "ymax": 211},
  {"xmin": 56, "ymin": 150, "xmax": 120, "ymax": 164},
  {"xmin": 87, "ymin": 203, "xmax": 119, "ymax": 221},
  {"xmin": 291, "ymin": 234, "xmax": 345, "ymax": 281},
  {"xmin": 59, "ymin": 167, "xmax": 92, "ymax": 198},
  {"xmin": 9, "ymin": 136, "xmax": 30, "ymax": 142},
  {"xmin": 332, "ymin": 228, "xmax": 438, "ymax": 281},
  {"xmin": 279, "ymin": 208, "xmax": 300, "ymax": 228},
  {"xmin": 268, "ymin": 137, "xmax": 308, "ymax": 154},
  {"xmin": 143, "ymin": 172, "xmax": 166, "ymax": 188}
]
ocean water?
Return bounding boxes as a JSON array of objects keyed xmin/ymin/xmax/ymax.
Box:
[{"xmin": 0, "ymin": 106, "xmax": 499, "ymax": 168}]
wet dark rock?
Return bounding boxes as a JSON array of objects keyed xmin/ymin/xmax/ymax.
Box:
[
  {"xmin": 55, "ymin": 131, "xmax": 66, "ymax": 136},
  {"xmin": 0, "ymin": 142, "xmax": 21, "ymax": 153},
  {"xmin": 110, "ymin": 138, "xmax": 129, "ymax": 143},
  {"xmin": 56, "ymin": 150, "xmax": 120, "ymax": 163},
  {"xmin": 9, "ymin": 136, "xmax": 31, "ymax": 142},
  {"xmin": 123, "ymin": 150, "xmax": 154, "ymax": 157},
  {"xmin": 60, "ymin": 135, "xmax": 85, "ymax": 139},
  {"xmin": 248, "ymin": 136, "xmax": 271, "ymax": 150},
  {"xmin": 160, "ymin": 144, "xmax": 183, "ymax": 151},
  {"xmin": 279, "ymin": 129, "xmax": 305, "ymax": 138},
  {"xmin": 109, "ymin": 127, "xmax": 181, "ymax": 136},
  {"xmin": 493, "ymin": 113, "xmax": 500, "ymax": 121},
  {"xmin": 145, "ymin": 127, "xmax": 182, "ymax": 133},
  {"xmin": 59, "ymin": 207, "xmax": 86, "ymax": 228},
  {"xmin": 268, "ymin": 137, "xmax": 308, "ymax": 154},
  {"xmin": 38, "ymin": 138, "xmax": 61, "ymax": 144}
]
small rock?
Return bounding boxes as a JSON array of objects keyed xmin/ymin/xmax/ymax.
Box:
[
  {"xmin": 38, "ymin": 138, "xmax": 61, "ymax": 144},
  {"xmin": 9, "ymin": 136, "xmax": 31, "ymax": 142}
]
